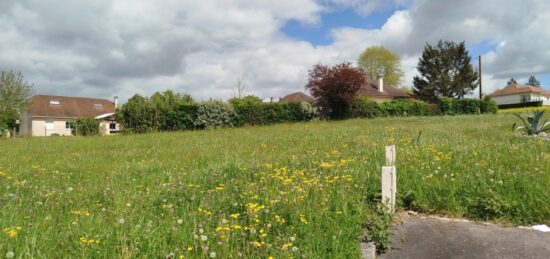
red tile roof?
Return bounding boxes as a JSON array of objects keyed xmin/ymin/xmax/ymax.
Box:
[
  {"xmin": 357, "ymin": 80, "xmax": 412, "ymax": 98},
  {"xmin": 27, "ymin": 95, "xmax": 116, "ymax": 118},
  {"xmin": 280, "ymin": 92, "xmax": 315, "ymax": 103},
  {"xmin": 489, "ymin": 84, "xmax": 550, "ymax": 97}
]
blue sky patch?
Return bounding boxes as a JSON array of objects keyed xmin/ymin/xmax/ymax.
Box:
[{"xmin": 281, "ymin": 7, "xmax": 403, "ymax": 46}]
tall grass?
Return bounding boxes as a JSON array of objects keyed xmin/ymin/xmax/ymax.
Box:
[{"xmin": 0, "ymin": 114, "xmax": 549, "ymax": 258}]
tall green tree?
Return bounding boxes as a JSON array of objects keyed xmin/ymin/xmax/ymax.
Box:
[
  {"xmin": 357, "ymin": 46, "xmax": 404, "ymax": 86},
  {"xmin": 507, "ymin": 78, "xmax": 518, "ymax": 85},
  {"xmin": 0, "ymin": 71, "xmax": 33, "ymax": 129},
  {"xmin": 413, "ymin": 40, "xmax": 478, "ymax": 102},
  {"xmin": 526, "ymin": 75, "xmax": 541, "ymax": 87}
]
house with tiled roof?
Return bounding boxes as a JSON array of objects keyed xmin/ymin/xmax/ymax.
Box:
[
  {"xmin": 356, "ymin": 77, "xmax": 412, "ymax": 102},
  {"xmin": 488, "ymin": 84, "xmax": 550, "ymax": 106},
  {"xmin": 281, "ymin": 77, "xmax": 411, "ymax": 104},
  {"xmin": 280, "ymin": 92, "xmax": 315, "ymax": 103},
  {"xmin": 19, "ymin": 95, "xmax": 121, "ymax": 136}
]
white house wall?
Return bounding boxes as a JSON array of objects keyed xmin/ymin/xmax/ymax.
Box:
[
  {"xmin": 492, "ymin": 93, "xmax": 547, "ymax": 105},
  {"xmin": 31, "ymin": 119, "xmax": 73, "ymax": 136},
  {"xmin": 492, "ymin": 95, "xmax": 520, "ymax": 105}
]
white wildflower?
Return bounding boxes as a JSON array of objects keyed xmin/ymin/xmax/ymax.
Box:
[
  {"xmin": 6, "ymin": 251, "xmax": 15, "ymax": 258},
  {"xmin": 177, "ymin": 219, "xmax": 183, "ymax": 224},
  {"xmin": 201, "ymin": 235, "xmax": 208, "ymax": 241},
  {"xmin": 209, "ymin": 251, "xmax": 216, "ymax": 258}
]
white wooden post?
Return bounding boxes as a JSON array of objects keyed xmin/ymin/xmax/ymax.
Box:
[
  {"xmin": 382, "ymin": 145, "xmax": 396, "ymax": 213},
  {"xmin": 386, "ymin": 145, "xmax": 396, "ymax": 166}
]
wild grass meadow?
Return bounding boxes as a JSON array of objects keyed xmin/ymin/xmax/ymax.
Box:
[{"xmin": 1, "ymin": 114, "xmax": 549, "ymax": 258}]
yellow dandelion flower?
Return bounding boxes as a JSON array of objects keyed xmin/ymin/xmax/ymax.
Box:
[
  {"xmin": 320, "ymin": 162, "xmax": 334, "ymax": 169},
  {"xmin": 282, "ymin": 242, "xmax": 293, "ymax": 250}
]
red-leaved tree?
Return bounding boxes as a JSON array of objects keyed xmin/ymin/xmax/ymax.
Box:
[{"xmin": 305, "ymin": 63, "xmax": 365, "ymax": 119}]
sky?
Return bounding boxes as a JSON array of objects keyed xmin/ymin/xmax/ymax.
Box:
[{"xmin": 1, "ymin": 0, "xmax": 549, "ymax": 102}]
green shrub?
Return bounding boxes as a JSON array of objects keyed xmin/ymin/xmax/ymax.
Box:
[
  {"xmin": 287, "ymin": 102, "xmax": 317, "ymax": 122},
  {"xmin": 426, "ymin": 103, "xmax": 439, "ymax": 115},
  {"xmin": 348, "ymin": 98, "xmax": 381, "ymax": 118},
  {"xmin": 481, "ymin": 96, "xmax": 498, "ymax": 114},
  {"xmin": 232, "ymin": 100, "xmax": 316, "ymax": 126},
  {"xmin": 453, "ymin": 99, "xmax": 481, "ymax": 114},
  {"xmin": 74, "ymin": 117, "xmax": 100, "ymax": 136},
  {"xmin": 437, "ymin": 97, "xmax": 454, "ymax": 115},
  {"xmin": 379, "ymin": 99, "xmax": 430, "ymax": 117},
  {"xmin": 193, "ymin": 100, "xmax": 237, "ymax": 129},
  {"xmin": 174, "ymin": 104, "xmax": 199, "ymax": 130},
  {"xmin": 115, "ymin": 94, "xmax": 155, "ymax": 133},
  {"xmin": 228, "ymin": 95, "xmax": 263, "ymax": 107}
]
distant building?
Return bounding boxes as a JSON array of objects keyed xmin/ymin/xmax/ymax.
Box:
[
  {"xmin": 279, "ymin": 92, "xmax": 315, "ymax": 103},
  {"xmin": 280, "ymin": 77, "xmax": 411, "ymax": 104},
  {"xmin": 356, "ymin": 76, "xmax": 412, "ymax": 103},
  {"xmin": 488, "ymin": 84, "xmax": 550, "ymax": 106},
  {"xmin": 19, "ymin": 95, "xmax": 121, "ymax": 137}
]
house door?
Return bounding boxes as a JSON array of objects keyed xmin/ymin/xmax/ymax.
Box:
[{"xmin": 45, "ymin": 121, "xmax": 54, "ymax": 136}]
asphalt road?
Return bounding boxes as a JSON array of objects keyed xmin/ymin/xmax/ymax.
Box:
[{"xmin": 379, "ymin": 214, "xmax": 550, "ymax": 259}]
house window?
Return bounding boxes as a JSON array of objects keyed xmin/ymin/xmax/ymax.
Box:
[
  {"xmin": 94, "ymin": 104, "xmax": 103, "ymax": 109},
  {"xmin": 45, "ymin": 121, "xmax": 54, "ymax": 130},
  {"xmin": 66, "ymin": 121, "xmax": 75, "ymax": 130},
  {"xmin": 520, "ymin": 95, "xmax": 530, "ymax": 103},
  {"xmin": 109, "ymin": 123, "xmax": 116, "ymax": 130},
  {"xmin": 49, "ymin": 100, "xmax": 60, "ymax": 105}
]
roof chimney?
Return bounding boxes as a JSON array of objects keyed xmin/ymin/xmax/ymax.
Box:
[
  {"xmin": 378, "ymin": 75, "xmax": 384, "ymax": 93},
  {"xmin": 114, "ymin": 96, "xmax": 119, "ymax": 109}
]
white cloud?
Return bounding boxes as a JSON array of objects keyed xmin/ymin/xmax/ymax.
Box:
[{"xmin": 0, "ymin": 0, "xmax": 548, "ymax": 103}]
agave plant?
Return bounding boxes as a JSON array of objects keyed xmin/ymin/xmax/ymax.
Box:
[{"xmin": 512, "ymin": 109, "xmax": 550, "ymax": 135}]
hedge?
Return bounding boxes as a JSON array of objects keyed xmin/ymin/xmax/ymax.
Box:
[
  {"xmin": 348, "ymin": 97, "xmax": 497, "ymax": 119},
  {"xmin": 233, "ymin": 101, "xmax": 316, "ymax": 126},
  {"xmin": 497, "ymin": 101, "xmax": 542, "ymax": 109},
  {"xmin": 117, "ymin": 93, "xmax": 498, "ymax": 134}
]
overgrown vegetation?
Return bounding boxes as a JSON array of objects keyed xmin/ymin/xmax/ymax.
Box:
[
  {"xmin": 1, "ymin": 114, "xmax": 548, "ymax": 258},
  {"xmin": 73, "ymin": 117, "xmax": 100, "ymax": 136},
  {"xmin": 0, "ymin": 71, "xmax": 33, "ymax": 132}
]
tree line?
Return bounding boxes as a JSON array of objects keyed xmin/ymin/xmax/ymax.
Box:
[{"xmin": 0, "ymin": 39, "xmax": 543, "ymax": 135}]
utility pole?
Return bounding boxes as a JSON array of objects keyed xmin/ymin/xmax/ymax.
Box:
[{"xmin": 478, "ymin": 56, "xmax": 482, "ymax": 99}]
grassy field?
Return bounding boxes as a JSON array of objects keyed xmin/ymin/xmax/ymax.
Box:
[{"xmin": 1, "ymin": 114, "xmax": 549, "ymax": 258}]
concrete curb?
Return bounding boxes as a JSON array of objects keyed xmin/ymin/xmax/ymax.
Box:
[{"xmin": 360, "ymin": 242, "xmax": 376, "ymax": 259}]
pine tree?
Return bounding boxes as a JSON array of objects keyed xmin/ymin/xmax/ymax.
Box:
[
  {"xmin": 413, "ymin": 40, "xmax": 478, "ymax": 102},
  {"xmin": 506, "ymin": 78, "xmax": 518, "ymax": 85},
  {"xmin": 526, "ymin": 75, "xmax": 541, "ymax": 87}
]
